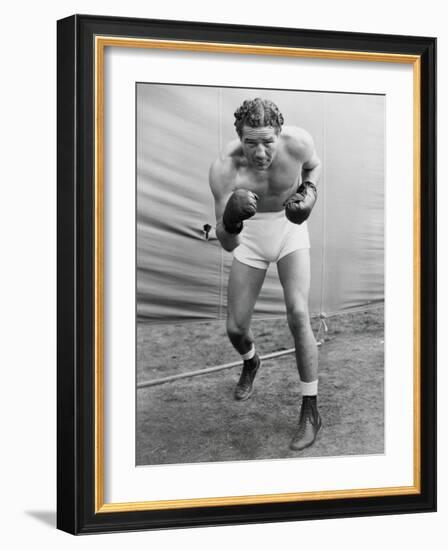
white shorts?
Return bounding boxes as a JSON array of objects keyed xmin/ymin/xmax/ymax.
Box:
[{"xmin": 233, "ymin": 210, "xmax": 310, "ymax": 270}]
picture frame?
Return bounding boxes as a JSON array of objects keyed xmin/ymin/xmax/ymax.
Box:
[{"xmin": 57, "ymin": 14, "xmax": 436, "ymax": 534}]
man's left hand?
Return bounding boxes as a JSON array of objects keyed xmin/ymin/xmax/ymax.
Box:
[{"xmin": 284, "ymin": 182, "xmax": 317, "ymax": 225}]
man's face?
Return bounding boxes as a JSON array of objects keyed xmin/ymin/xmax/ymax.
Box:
[{"xmin": 240, "ymin": 125, "xmax": 280, "ymax": 171}]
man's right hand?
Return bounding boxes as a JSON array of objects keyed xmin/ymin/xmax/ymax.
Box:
[{"xmin": 222, "ymin": 189, "xmax": 259, "ymax": 234}]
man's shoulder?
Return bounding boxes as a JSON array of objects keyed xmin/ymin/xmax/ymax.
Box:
[
  {"xmin": 280, "ymin": 126, "xmax": 315, "ymax": 158},
  {"xmin": 210, "ymin": 140, "xmax": 243, "ymax": 176},
  {"xmin": 222, "ymin": 138, "xmax": 245, "ymax": 164},
  {"xmin": 209, "ymin": 142, "xmax": 242, "ymax": 196}
]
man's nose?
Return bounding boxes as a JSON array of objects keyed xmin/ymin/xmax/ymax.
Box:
[{"xmin": 255, "ymin": 145, "xmax": 266, "ymax": 158}]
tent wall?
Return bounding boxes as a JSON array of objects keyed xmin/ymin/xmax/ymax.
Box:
[{"xmin": 136, "ymin": 84, "xmax": 384, "ymax": 323}]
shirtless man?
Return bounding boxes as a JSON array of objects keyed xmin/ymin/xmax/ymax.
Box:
[{"xmin": 209, "ymin": 98, "xmax": 322, "ymax": 451}]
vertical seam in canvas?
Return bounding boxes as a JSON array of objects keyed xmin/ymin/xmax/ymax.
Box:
[
  {"xmin": 217, "ymin": 88, "xmax": 225, "ymax": 321},
  {"xmin": 319, "ymin": 94, "xmax": 327, "ymax": 317}
]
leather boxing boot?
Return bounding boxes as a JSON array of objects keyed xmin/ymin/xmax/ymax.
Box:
[
  {"xmin": 234, "ymin": 353, "xmax": 261, "ymax": 401},
  {"xmin": 290, "ymin": 395, "xmax": 322, "ymax": 451}
]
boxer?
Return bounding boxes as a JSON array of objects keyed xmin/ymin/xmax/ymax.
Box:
[{"xmin": 209, "ymin": 98, "xmax": 322, "ymax": 451}]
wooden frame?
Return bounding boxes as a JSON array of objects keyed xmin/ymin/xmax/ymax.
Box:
[{"xmin": 57, "ymin": 14, "xmax": 436, "ymax": 534}]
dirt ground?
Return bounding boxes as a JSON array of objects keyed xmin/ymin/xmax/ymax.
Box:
[{"xmin": 136, "ymin": 307, "xmax": 384, "ymax": 466}]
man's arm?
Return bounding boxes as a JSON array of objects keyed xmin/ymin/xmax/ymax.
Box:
[
  {"xmin": 296, "ymin": 129, "xmax": 321, "ymax": 186},
  {"xmin": 284, "ymin": 127, "xmax": 322, "ymax": 187},
  {"xmin": 209, "ymin": 159, "xmax": 241, "ymax": 253},
  {"xmin": 301, "ymin": 149, "xmax": 322, "ymax": 186},
  {"xmin": 284, "ymin": 129, "xmax": 321, "ymax": 225}
]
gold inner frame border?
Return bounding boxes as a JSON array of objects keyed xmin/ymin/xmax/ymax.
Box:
[{"xmin": 94, "ymin": 35, "xmax": 421, "ymax": 514}]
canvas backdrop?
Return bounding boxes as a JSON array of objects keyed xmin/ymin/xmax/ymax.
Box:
[{"xmin": 136, "ymin": 84, "xmax": 384, "ymax": 323}]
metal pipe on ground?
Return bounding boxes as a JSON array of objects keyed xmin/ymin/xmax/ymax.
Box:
[{"xmin": 137, "ymin": 347, "xmax": 296, "ymax": 389}]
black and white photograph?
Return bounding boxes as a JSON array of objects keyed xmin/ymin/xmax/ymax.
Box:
[{"xmin": 136, "ymin": 84, "xmax": 385, "ymax": 466}]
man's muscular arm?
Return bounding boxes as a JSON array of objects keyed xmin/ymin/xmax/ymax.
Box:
[
  {"xmin": 208, "ymin": 159, "xmax": 241, "ymax": 253},
  {"xmin": 301, "ymin": 149, "xmax": 322, "ymax": 187},
  {"xmin": 284, "ymin": 129, "xmax": 322, "ymax": 224},
  {"xmin": 284, "ymin": 127, "xmax": 321, "ymax": 187}
]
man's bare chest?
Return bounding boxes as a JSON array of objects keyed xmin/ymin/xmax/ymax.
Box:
[{"xmin": 233, "ymin": 162, "xmax": 301, "ymax": 198}]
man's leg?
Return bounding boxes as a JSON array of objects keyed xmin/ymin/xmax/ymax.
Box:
[
  {"xmin": 227, "ymin": 258, "xmax": 266, "ymax": 400},
  {"xmin": 277, "ymin": 249, "xmax": 322, "ymax": 450},
  {"xmin": 277, "ymin": 249, "xmax": 317, "ymax": 381}
]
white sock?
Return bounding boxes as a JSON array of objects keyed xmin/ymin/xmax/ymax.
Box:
[
  {"xmin": 241, "ymin": 345, "xmax": 255, "ymax": 361},
  {"xmin": 301, "ymin": 380, "xmax": 318, "ymax": 396}
]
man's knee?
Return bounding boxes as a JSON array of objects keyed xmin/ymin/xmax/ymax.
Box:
[
  {"xmin": 286, "ymin": 301, "xmax": 310, "ymax": 332},
  {"xmin": 226, "ymin": 317, "xmax": 249, "ymax": 340}
]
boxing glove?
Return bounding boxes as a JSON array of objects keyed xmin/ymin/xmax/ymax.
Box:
[
  {"xmin": 222, "ymin": 189, "xmax": 259, "ymax": 233},
  {"xmin": 284, "ymin": 181, "xmax": 317, "ymax": 225}
]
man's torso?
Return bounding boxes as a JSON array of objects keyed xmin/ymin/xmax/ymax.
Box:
[{"xmin": 221, "ymin": 127, "xmax": 306, "ymax": 212}]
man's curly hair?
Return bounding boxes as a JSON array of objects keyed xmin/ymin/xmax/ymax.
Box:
[{"xmin": 234, "ymin": 98, "xmax": 284, "ymax": 138}]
